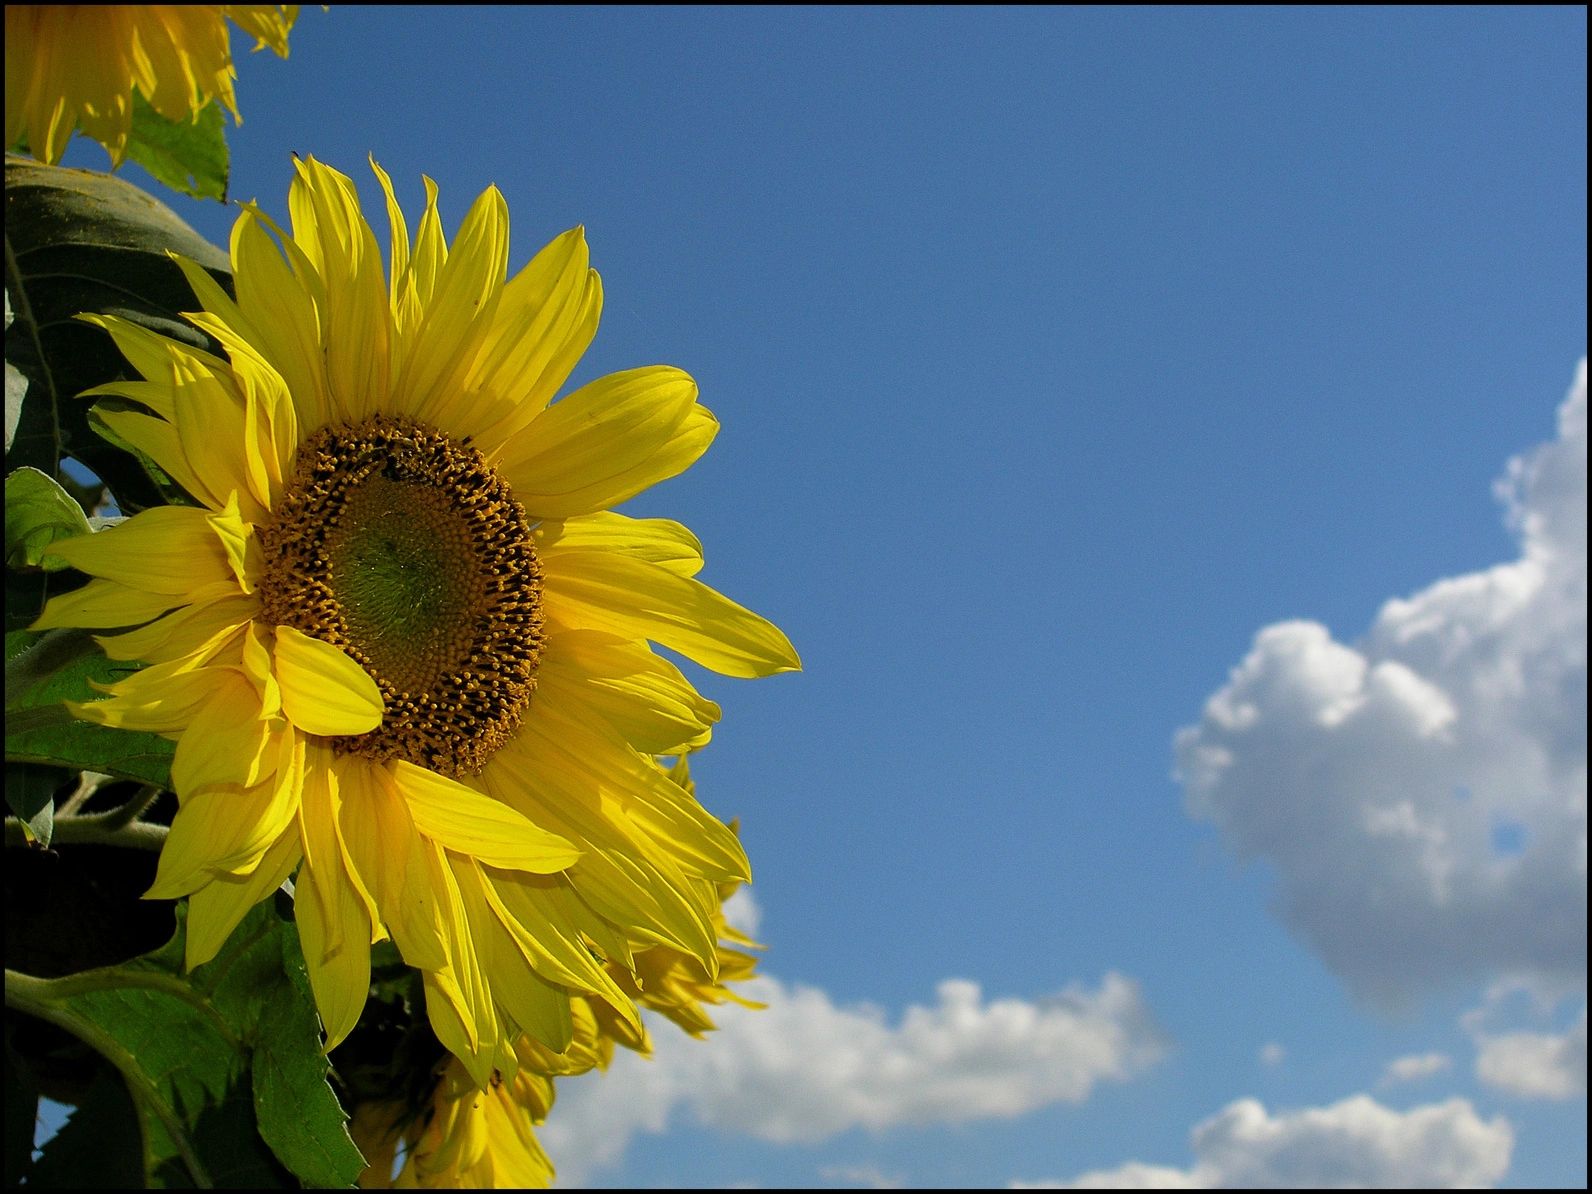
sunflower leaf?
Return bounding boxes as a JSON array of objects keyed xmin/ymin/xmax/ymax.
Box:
[
  {"xmin": 3, "ymin": 760, "xmax": 58, "ymax": 845},
  {"xmin": 4, "ymin": 210, "xmax": 59, "ymax": 476},
  {"xmin": 124, "ymin": 93, "xmax": 229, "ymax": 203},
  {"xmin": 7, "ymin": 902, "xmax": 352, "ymax": 1189},
  {"xmin": 3, "ymin": 155, "xmax": 231, "ymax": 513},
  {"xmin": 5, "ymin": 465, "xmax": 91, "ymax": 570},
  {"xmin": 250, "ymin": 920, "xmax": 367, "ymax": 1189},
  {"xmin": 4, "ymin": 628, "xmax": 175, "ymax": 787},
  {"xmin": 6, "ymin": 952, "xmax": 259, "ymax": 1187}
]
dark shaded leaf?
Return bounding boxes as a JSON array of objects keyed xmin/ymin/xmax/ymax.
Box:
[
  {"xmin": 3, "ymin": 566, "xmax": 57, "ymax": 634},
  {"xmin": 2, "ymin": 1027, "xmax": 40, "ymax": 1187},
  {"xmin": 23, "ymin": 1065, "xmax": 144, "ymax": 1190},
  {"xmin": 3, "ymin": 840, "xmax": 173, "ymax": 981},
  {"xmin": 4, "ymin": 155, "xmax": 231, "ymax": 512}
]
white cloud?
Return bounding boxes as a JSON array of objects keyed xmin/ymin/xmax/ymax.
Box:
[
  {"xmin": 1174, "ymin": 362, "xmax": 1588, "ymax": 1003},
  {"xmin": 818, "ymin": 1163, "xmax": 906, "ymax": 1188},
  {"xmin": 1258, "ymin": 1042, "xmax": 1286, "ymax": 1067},
  {"xmin": 1380, "ymin": 1052, "xmax": 1452, "ymax": 1086},
  {"xmin": 721, "ymin": 885, "xmax": 762, "ymax": 939},
  {"xmin": 542, "ymin": 972, "xmax": 1164, "ymax": 1186},
  {"xmin": 1012, "ymin": 1094, "xmax": 1513, "ymax": 1189},
  {"xmin": 1473, "ymin": 1005, "xmax": 1587, "ymax": 1100}
]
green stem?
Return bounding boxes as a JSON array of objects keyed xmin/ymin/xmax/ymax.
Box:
[
  {"xmin": 56, "ymin": 770, "xmax": 111, "ymax": 816},
  {"xmin": 105, "ymin": 783, "xmax": 163, "ymax": 827},
  {"xmin": 4, "ymin": 813, "xmax": 167, "ymax": 850}
]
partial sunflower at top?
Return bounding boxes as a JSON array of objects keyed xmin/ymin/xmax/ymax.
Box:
[
  {"xmin": 4, "ymin": 5, "xmax": 297, "ymax": 166},
  {"xmin": 34, "ymin": 155, "xmax": 799, "ymax": 1087}
]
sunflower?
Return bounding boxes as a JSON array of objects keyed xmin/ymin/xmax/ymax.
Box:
[
  {"xmin": 350, "ymin": 1007, "xmax": 596, "ymax": 1189},
  {"xmin": 351, "ymin": 801, "xmax": 762, "ymax": 1189},
  {"xmin": 34, "ymin": 156, "xmax": 799, "ymax": 1085},
  {"xmin": 5, "ymin": 4, "xmax": 297, "ymax": 166},
  {"xmin": 605, "ymin": 758, "xmax": 766, "ymax": 1042}
]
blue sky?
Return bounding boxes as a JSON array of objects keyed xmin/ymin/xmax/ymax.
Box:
[{"xmin": 56, "ymin": 5, "xmax": 1587, "ymax": 1188}]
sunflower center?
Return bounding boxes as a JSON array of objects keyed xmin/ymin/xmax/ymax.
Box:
[{"xmin": 258, "ymin": 416, "xmax": 543, "ymax": 776}]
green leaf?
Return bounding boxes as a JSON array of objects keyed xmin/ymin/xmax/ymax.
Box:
[
  {"xmin": 124, "ymin": 94, "xmax": 229, "ymax": 203},
  {"xmin": 4, "ymin": 155, "xmax": 231, "ymax": 512},
  {"xmin": 5, "ymin": 466, "xmax": 90, "ymax": 570},
  {"xmin": 7, "ymin": 903, "xmax": 362, "ymax": 1189},
  {"xmin": 6, "ymin": 965, "xmax": 241, "ymax": 1187},
  {"xmin": 251, "ymin": 921, "xmax": 368, "ymax": 1189},
  {"xmin": 3, "ymin": 760, "xmax": 60, "ymax": 846},
  {"xmin": 5, "ymin": 628, "xmax": 175, "ymax": 788}
]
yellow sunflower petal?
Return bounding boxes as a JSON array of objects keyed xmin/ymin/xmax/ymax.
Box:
[
  {"xmin": 223, "ymin": 4, "xmax": 297, "ymax": 57},
  {"xmin": 311, "ymin": 756, "xmax": 382, "ymax": 944},
  {"xmin": 77, "ymin": 314, "xmax": 265, "ymax": 516},
  {"xmin": 391, "ymin": 762, "xmax": 579, "ymax": 874},
  {"xmin": 32, "ymin": 577, "xmax": 196, "ymax": 632},
  {"xmin": 455, "ymin": 861, "xmax": 574, "ymax": 1053},
  {"xmin": 399, "ymin": 184, "xmax": 509, "ymax": 428},
  {"xmin": 295, "ymin": 849, "xmax": 373, "ymax": 1051},
  {"xmin": 288, "ymin": 157, "xmax": 392, "ymax": 424},
  {"xmin": 337, "ymin": 758, "xmax": 449, "ymax": 969},
  {"xmin": 82, "ymin": 408, "xmax": 211, "ymax": 514},
  {"xmin": 185, "ymin": 828, "xmax": 301, "ymax": 970},
  {"xmin": 483, "ymin": 743, "xmax": 719, "ymax": 968},
  {"xmin": 271, "ymin": 625, "xmax": 384, "ymax": 736},
  {"xmin": 148, "ymin": 729, "xmax": 301, "ymax": 898},
  {"xmin": 294, "ymin": 744, "xmax": 389, "ymax": 1054},
  {"xmin": 408, "ymin": 176, "xmax": 447, "ymax": 313},
  {"xmin": 496, "ymin": 366, "xmax": 714, "ymax": 518},
  {"xmin": 237, "ymin": 623, "xmax": 283, "ymax": 718},
  {"xmin": 169, "ymin": 675, "xmax": 274, "ymax": 796},
  {"xmin": 477, "ymin": 869, "xmax": 642, "ymax": 1034},
  {"xmin": 535, "ymin": 511, "xmax": 704, "ymax": 576},
  {"xmin": 422, "ymin": 848, "xmax": 500, "ymax": 1086},
  {"xmin": 468, "ymin": 227, "xmax": 600, "ymax": 440},
  {"xmin": 96, "ymin": 592, "xmax": 257, "ymax": 664},
  {"xmin": 542, "ymin": 549, "xmax": 801, "ymax": 678},
  {"xmin": 43, "ymin": 506, "xmax": 233, "ymax": 596},
  {"xmin": 67, "ymin": 652, "xmax": 232, "ymax": 734},
  {"xmin": 130, "ymin": 6, "xmax": 236, "ymax": 123},
  {"xmin": 187, "ymin": 213, "xmax": 334, "ymax": 434},
  {"xmin": 526, "ymin": 696, "xmax": 747, "ymax": 883},
  {"xmin": 536, "ymin": 629, "xmax": 720, "ymax": 754}
]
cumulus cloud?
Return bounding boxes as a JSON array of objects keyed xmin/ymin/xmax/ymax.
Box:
[
  {"xmin": 1379, "ymin": 1052, "xmax": 1452, "ymax": 1086},
  {"xmin": 721, "ymin": 885, "xmax": 762, "ymax": 939},
  {"xmin": 818, "ymin": 1163, "xmax": 906, "ymax": 1188},
  {"xmin": 1473, "ymin": 1005, "xmax": 1587, "ymax": 1100},
  {"xmin": 1174, "ymin": 362, "xmax": 1588, "ymax": 1003},
  {"xmin": 542, "ymin": 972, "xmax": 1164, "ymax": 1185},
  {"xmin": 1011, "ymin": 1094, "xmax": 1513, "ymax": 1189}
]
